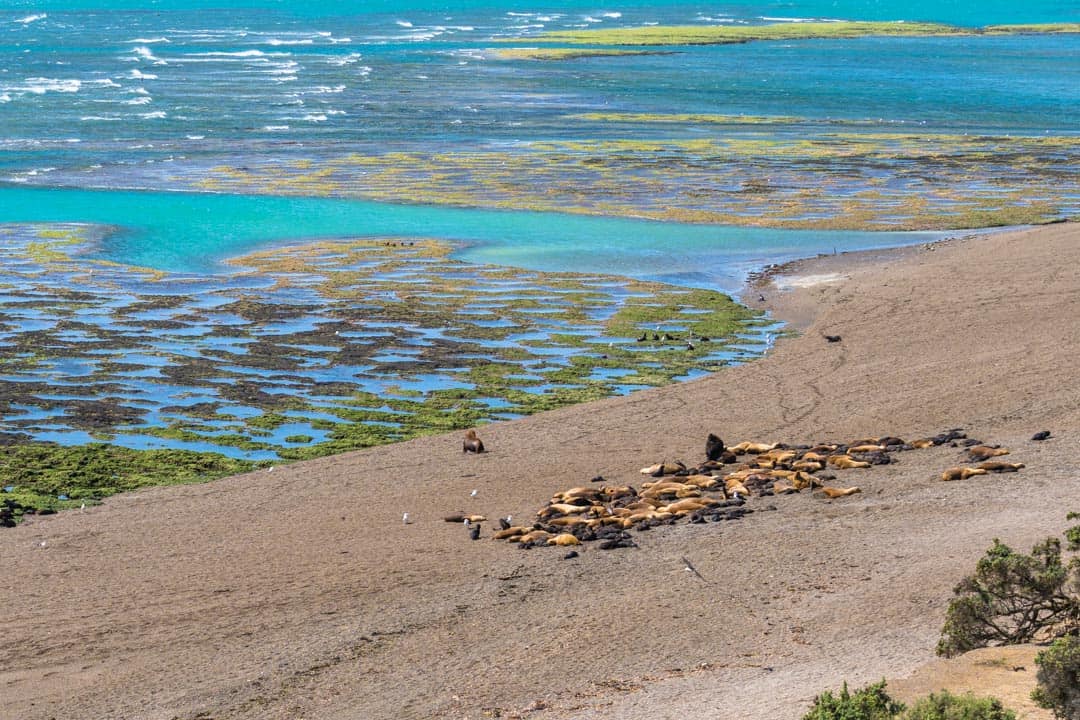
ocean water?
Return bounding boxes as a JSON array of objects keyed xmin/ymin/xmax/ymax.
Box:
[
  {"xmin": 0, "ymin": 2, "xmax": 1075, "ymax": 454},
  {"xmin": 1, "ymin": 2, "xmax": 1076, "ymax": 273}
]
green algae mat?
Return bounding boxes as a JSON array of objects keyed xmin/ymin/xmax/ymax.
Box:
[{"xmin": 0, "ymin": 224, "xmax": 777, "ymax": 521}]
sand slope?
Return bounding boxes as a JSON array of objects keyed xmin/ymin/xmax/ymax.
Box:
[{"xmin": 1, "ymin": 223, "xmax": 1077, "ymax": 720}]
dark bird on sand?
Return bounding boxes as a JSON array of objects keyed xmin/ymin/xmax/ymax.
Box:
[{"xmin": 469, "ymin": 523, "xmax": 481, "ymax": 540}]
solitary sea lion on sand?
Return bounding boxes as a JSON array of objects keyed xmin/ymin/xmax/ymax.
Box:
[
  {"xmin": 977, "ymin": 461, "xmax": 1025, "ymax": 473},
  {"xmin": 824, "ymin": 335, "xmax": 842, "ymax": 343},
  {"xmin": 444, "ymin": 513, "xmax": 486, "ymax": 524},
  {"xmin": 817, "ymin": 486, "xmax": 862, "ymax": 499},
  {"xmin": 463, "ymin": 429, "xmax": 485, "ymax": 453},
  {"xmin": 1031, "ymin": 430, "xmax": 1051, "ymax": 441},
  {"xmin": 941, "ymin": 467, "xmax": 988, "ymax": 481}
]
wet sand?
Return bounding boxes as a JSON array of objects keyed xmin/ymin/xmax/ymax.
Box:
[{"xmin": 1, "ymin": 222, "xmax": 1076, "ymax": 720}]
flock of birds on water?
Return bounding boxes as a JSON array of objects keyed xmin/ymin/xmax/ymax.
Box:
[{"xmin": 439, "ymin": 427, "xmax": 1049, "ymax": 556}]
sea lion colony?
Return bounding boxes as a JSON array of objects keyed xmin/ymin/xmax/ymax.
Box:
[{"xmin": 449, "ymin": 428, "xmax": 1037, "ymax": 550}]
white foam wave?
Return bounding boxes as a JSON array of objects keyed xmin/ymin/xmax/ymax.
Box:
[
  {"xmin": 309, "ymin": 85, "xmax": 347, "ymax": 94},
  {"xmin": 127, "ymin": 69, "xmax": 158, "ymax": 80},
  {"xmin": 396, "ymin": 20, "xmax": 414, "ymax": 28},
  {"xmin": 185, "ymin": 135, "xmax": 206, "ymax": 140},
  {"xmin": 0, "ymin": 93, "xmax": 10, "ymax": 103},
  {"xmin": 80, "ymin": 115, "xmax": 121, "ymax": 121},
  {"xmin": 16, "ymin": 78, "xmax": 82, "ymax": 94},
  {"xmin": 302, "ymin": 113, "xmax": 327, "ymax": 122},
  {"xmin": 140, "ymin": 111, "xmax": 167, "ymax": 119},
  {"xmin": 265, "ymin": 38, "xmax": 314, "ymax": 46},
  {"xmin": 601, "ymin": 12, "xmax": 622, "ymax": 18},
  {"xmin": 122, "ymin": 96, "xmax": 152, "ymax": 105},
  {"xmin": 327, "ymin": 53, "xmax": 362, "ymax": 66},
  {"xmin": 188, "ymin": 50, "xmax": 283, "ymax": 58},
  {"xmin": 126, "ymin": 46, "xmax": 168, "ymax": 65},
  {"xmin": 128, "ymin": 37, "xmax": 170, "ymax": 43},
  {"xmin": 263, "ymin": 125, "xmax": 290, "ymax": 131},
  {"xmin": 760, "ymin": 16, "xmax": 832, "ymax": 22},
  {"xmin": 16, "ymin": 13, "xmax": 47, "ymax": 25}
]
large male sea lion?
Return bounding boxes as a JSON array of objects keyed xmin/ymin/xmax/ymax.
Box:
[{"xmin": 463, "ymin": 429, "xmax": 485, "ymax": 453}]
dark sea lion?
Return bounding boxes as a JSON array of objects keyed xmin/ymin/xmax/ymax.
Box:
[
  {"xmin": 463, "ymin": 428, "xmax": 485, "ymax": 453},
  {"xmin": 469, "ymin": 523, "xmax": 481, "ymax": 540},
  {"xmin": 824, "ymin": 335, "xmax": 842, "ymax": 343},
  {"xmin": 1031, "ymin": 430, "xmax": 1051, "ymax": 441}
]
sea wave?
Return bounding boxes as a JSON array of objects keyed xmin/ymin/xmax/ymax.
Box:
[
  {"xmin": 15, "ymin": 13, "xmax": 46, "ymax": 25},
  {"xmin": 12, "ymin": 78, "xmax": 82, "ymax": 94}
]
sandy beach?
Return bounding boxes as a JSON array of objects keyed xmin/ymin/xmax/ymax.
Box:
[{"xmin": 1, "ymin": 222, "xmax": 1077, "ymax": 720}]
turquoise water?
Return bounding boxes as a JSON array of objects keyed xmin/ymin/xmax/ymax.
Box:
[{"xmin": 2, "ymin": 186, "xmax": 942, "ymax": 289}]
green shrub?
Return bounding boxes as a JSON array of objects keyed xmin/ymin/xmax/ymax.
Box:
[
  {"xmin": 1032, "ymin": 635, "xmax": 1080, "ymax": 719},
  {"xmin": 802, "ymin": 680, "xmax": 905, "ymax": 720},
  {"xmin": 904, "ymin": 690, "xmax": 1016, "ymax": 720},
  {"xmin": 937, "ymin": 533, "xmax": 1080, "ymax": 657}
]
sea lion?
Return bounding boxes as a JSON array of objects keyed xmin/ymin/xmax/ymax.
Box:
[
  {"xmin": 817, "ymin": 486, "xmax": 862, "ymax": 498},
  {"xmin": 847, "ymin": 444, "xmax": 885, "ymax": 454},
  {"xmin": 547, "ymin": 533, "xmax": 581, "ymax": 547},
  {"xmin": 730, "ymin": 441, "xmax": 778, "ymax": 455},
  {"xmin": 791, "ymin": 460, "xmax": 824, "ymax": 472},
  {"xmin": 1031, "ymin": 430, "xmax": 1051, "ymax": 441},
  {"xmin": 940, "ymin": 466, "xmax": 988, "ymax": 481},
  {"xmin": 546, "ymin": 515, "xmax": 588, "ymax": 527},
  {"xmin": 824, "ymin": 335, "xmax": 842, "ymax": 343},
  {"xmin": 967, "ymin": 445, "xmax": 1009, "ymax": 461},
  {"xmin": 680, "ymin": 474, "xmax": 721, "ymax": 490},
  {"xmin": 705, "ymin": 433, "xmax": 725, "ymax": 461},
  {"xmin": 639, "ymin": 461, "xmax": 686, "ymax": 476},
  {"xmin": 977, "ymin": 461, "xmax": 1025, "ymax": 473},
  {"xmin": 463, "ymin": 429, "xmax": 485, "ymax": 453},
  {"xmin": 469, "ymin": 523, "xmax": 481, "ymax": 540},
  {"xmin": 772, "ymin": 481, "xmax": 799, "ymax": 495},
  {"xmin": 538, "ymin": 503, "xmax": 591, "ymax": 519},
  {"xmin": 492, "ymin": 526, "xmax": 528, "ymax": 540},
  {"xmin": 910, "ymin": 438, "xmax": 936, "ymax": 449},
  {"xmin": 827, "ymin": 455, "xmax": 871, "ymax": 469},
  {"xmin": 444, "ymin": 513, "xmax": 486, "ymax": 524}
]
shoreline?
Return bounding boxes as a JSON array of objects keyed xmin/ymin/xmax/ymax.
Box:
[{"xmin": 1, "ymin": 222, "xmax": 1077, "ymax": 719}]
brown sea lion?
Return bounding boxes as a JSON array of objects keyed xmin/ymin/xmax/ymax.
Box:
[
  {"xmin": 730, "ymin": 441, "xmax": 778, "ymax": 455},
  {"xmin": 940, "ymin": 467, "xmax": 988, "ymax": 482},
  {"xmin": 548, "ymin": 533, "xmax": 581, "ymax": 547},
  {"xmin": 639, "ymin": 461, "xmax": 686, "ymax": 476},
  {"xmin": 910, "ymin": 438, "xmax": 936, "ymax": 449},
  {"xmin": 977, "ymin": 461, "xmax": 1025, "ymax": 473},
  {"xmin": 463, "ymin": 429, "xmax": 485, "ymax": 453},
  {"xmin": 847, "ymin": 444, "xmax": 885, "ymax": 454},
  {"xmin": 967, "ymin": 445, "xmax": 1009, "ymax": 461},
  {"xmin": 444, "ymin": 513, "xmax": 486, "ymax": 524},
  {"xmin": 492, "ymin": 526, "xmax": 528, "ymax": 540},
  {"xmin": 817, "ymin": 486, "xmax": 862, "ymax": 498},
  {"xmin": 827, "ymin": 455, "xmax": 871, "ymax": 469},
  {"xmin": 538, "ymin": 503, "xmax": 591, "ymax": 519},
  {"xmin": 772, "ymin": 481, "xmax": 799, "ymax": 495}
]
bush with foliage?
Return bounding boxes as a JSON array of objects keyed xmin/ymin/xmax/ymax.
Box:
[
  {"xmin": 937, "ymin": 517, "xmax": 1080, "ymax": 658},
  {"xmin": 1031, "ymin": 634, "xmax": 1080, "ymax": 720},
  {"xmin": 802, "ymin": 680, "xmax": 905, "ymax": 720},
  {"xmin": 904, "ymin": 690, "xmax": 1016, "ymax": 720},
  {"xmin": 802, "ymin": 682, "xmax": 1017, "ymax": 720}
]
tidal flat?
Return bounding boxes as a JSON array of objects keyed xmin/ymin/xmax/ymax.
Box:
[
  {"xmin": 177, "ymin": 129, "xmax": 1077, "ymax": 232},
  {"xmin": 0, "ymin": 224, "xmax": 776, "ymax": 519}
]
